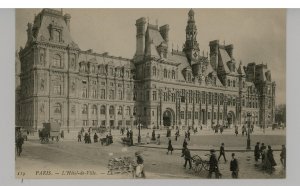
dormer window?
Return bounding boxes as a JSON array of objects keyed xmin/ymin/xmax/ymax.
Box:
[
  {"xmin": 52, "ymin": 54, "xmax": 62, "ymax": 68},
  {"xmin": 49, "ymin": 22, "xmax": 63, "ymax": 43}
]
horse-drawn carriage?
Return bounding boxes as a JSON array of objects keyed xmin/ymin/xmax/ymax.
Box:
[
  {"xmin": 100, "ymin": 134, "xmax": 113, "ymax": 146},
  {"xmin": 39, "ymin": 122, "xmax": 60, "ymax": 143}
]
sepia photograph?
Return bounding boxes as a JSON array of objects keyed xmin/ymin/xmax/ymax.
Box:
[{"xmin": 15, "ymin": 8, "xmax": 286, "ymax": 179}]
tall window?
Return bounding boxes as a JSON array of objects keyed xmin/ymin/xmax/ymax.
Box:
[
  {"xmin": 109, "ymin": 90, "xmax": 114, "ymax": 100},
  {"xmin": 194, "ymin": 112, "xmax": 198, "ymax": 119},
  {"xmin": 100, "ymin": 89, "xmax": 105, "ymax": 99},
  {"xmin": 82, "ymin": 88, "xmax": 88, "ymax": 98},
  {"xmin": 208, "ymin": 92, "xmax": 212, "ymax": 104},
  {"xmin": 164, "ymin": 69, "xmax": 168, "ymax": 78},
  {"xmin": 172, "ymin": 70, "xmax": 175, "ymax": 79},
  {"xmin": 82, "ymin": 104, "xmax": 88, "ymax": 114},
  {"xmin": 220, "ymin": 94, "xmax": 224, "ymax": 105},
  {"xmin": 187, "ymin": 111, "xmax": 191, "ymax": 119},
  {"xmin": 109, "ymin": 106, "xmax": 114, "ymax": 115},
  {"xmin": 118, "ymin": 90, "xmax": 123, "ymax": 100},
  {"xmin": 126, "ymin": 106, "xmax": 131, "ymax": 115},
  {"xmin": 52, "ymin": 54, "xmax": 62, "ymax": 67},
  {"xmin": 227, "ymin": 79, "xmax": 230, "ymax": 87},
  {"xmin": 92, "ymin": 105, "xmax": 97, "ymax": 114},
  {"xmin": 202, "ymin": 91, "xmax": 206, "ymax": 104},
  {"xmin": 152, "ymin": 91, "xmax": 157, "ymax": 101},
  {"xmin": 92, "ymin": 89, "xmax": 97, "ymax": 98},
  {"xmin": 100, "ymin": 105, "xmax": 106, "ymax": 115},
  {"xmin": 171, "ymin": 93, "xmax": 175, "ymax": 102},
  {"xmin": 214, "ymin": 93, "xmax": 218, "ymax": 105},
  {"xmin": 233, "ymin": 80, "xmax": 236, "ymax": 87},
  {"xmin": 153, "ymin": 66, "xmax": 156, "ymax": 76},
  {"xmin": 180, "ymin": 111, "xmax": 185, "ymax": 119},
  {"xmin": 118, "ymin": 106, "xmax": 122, "ymax": 115},
  {"xmin": 233, "ymin": 98, "xmax": 236, "ymax": 106},
  {"xmin": 54, "ymin": 103, "xmax": 61, "ymax": 114}
]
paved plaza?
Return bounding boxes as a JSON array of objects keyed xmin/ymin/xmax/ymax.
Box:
[{"xmin": 16, "ymin": 127, "xmax": 286, "ymax": 179}]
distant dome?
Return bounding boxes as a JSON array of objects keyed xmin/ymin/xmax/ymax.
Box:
[{"xmin": 188, "ymin": 9, "xmax": 194, "ymax": 16}]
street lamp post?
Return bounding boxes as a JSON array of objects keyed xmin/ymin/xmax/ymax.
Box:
[
  {"xmin": 246, "ymin": 112, "xmax": 252, "ymax": 150},
  {"xmin": 138, "ymin": 115, "xmax": 141, "ymax": 144}
]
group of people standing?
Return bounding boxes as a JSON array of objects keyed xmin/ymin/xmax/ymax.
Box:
[{"xmin": 254, "ymin": 142, "xmax": 286, "ymax": 172}]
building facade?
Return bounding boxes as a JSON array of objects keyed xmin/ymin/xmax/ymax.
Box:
[{"xmin": 16, "ymin": 9, "xmax": 276, "ymax": 131}]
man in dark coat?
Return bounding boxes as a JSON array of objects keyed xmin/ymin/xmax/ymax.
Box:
[
  {"xmin": 260, "ymin": 143, "xmax": 266, "ymax": 162},
  {"xmin": 280, "ymin": 144, "xmax": 286, "ymax": 169},
  {"xmin": 254, "ymin": 142, "xmax": 260, "ymax": 161},
  {"xmin": 267, "ymin": 145, "xmax": 277, "ymax": 168},
  {"xmin": 129, "ymin": 129, "xmax": 133, "ymax": 146},
  {"xmin": 93, "ymin": 133, "xmax": 99, "ymax": 143},
  {"xmin": 182, "ymin": 147, "xmax": 192, "ymax": 169},
  {"xmin": 218, "ymin": 143, "xmax": 227, "ymax": 162},
  {"xmin": 208, "ymin": 149, "xmax": 220, "ymax": 178},
  {"xmin": 167, "ymin": 138, "xmax": 173, "ymax": 155},
  {"xmin": 151, "ymin": 130, "xmax": 156, "ymax": 141},
  {"xmin": 230, "ymin": 153, "xmax": 239, "ymax": 178},
  {"xmin": 16, "ymin": 134, "xmax": 24, "ymax": 156}
]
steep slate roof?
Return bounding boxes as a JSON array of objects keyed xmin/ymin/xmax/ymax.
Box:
[
  {"xmin": 167, "ymin": 53, "xmax": 190, "ymax": 81},
  {"xmin": 32, "ymin": 9, "xmax": 79, "ymax": 48},
  {"xmin": 219, "ymin": 48, "xmax": 231, "ymax": 73}
]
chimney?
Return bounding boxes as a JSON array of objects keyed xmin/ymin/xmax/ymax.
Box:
[
  {"xmin": 159, "ymin": 24, "xmax": 169, "ymax": 43},
  {"xmin": 135, "ymin": 17, "xmax": 147, "ymax": 60},
  {"xmin": 209, "ymin": 40, "xmax": 219, "ymax": 70},
  {"xmin": 64, "ymin": 13, "xmax": 71, "ymax": 31},
  {"xmin": 225, "ymin": 44, "xmax": 234, "ymax": 58}
]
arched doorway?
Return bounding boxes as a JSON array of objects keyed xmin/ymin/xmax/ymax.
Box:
[
  {"xmin": 227, "ymin": 111, "xmax": 236, "ymax": 127},
  {"xmin": 163, "ymin": 109, "xmax": 174, "ymax": 127}
]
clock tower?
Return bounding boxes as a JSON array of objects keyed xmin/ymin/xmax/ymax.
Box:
[{"xmin": 183, "ymin": 9, "xmax": 200, "ymax": 65}]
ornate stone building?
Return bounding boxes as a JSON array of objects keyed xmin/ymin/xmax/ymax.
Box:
[{"xmin": 16, "ymin": 9, "xmax": 276, "ymax": 131}]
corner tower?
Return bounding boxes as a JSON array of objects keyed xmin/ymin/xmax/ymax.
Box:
[{"xmin": 183, "ymin": 9, "xmax": 200, "ymax": 65}]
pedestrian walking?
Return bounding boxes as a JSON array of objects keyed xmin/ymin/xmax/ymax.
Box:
[
  {"xmin": 93, "ymin": 133, "xmax": 99, "ymax": 143},
  {"xmin": 242, "ymin": 125, "xmax": 245, "ymax": 136},
  {"xmin": 77, "ymin": 132, "xmax": 81, "ymax": 142},
  {"xmin": 182, "ymin": 138, "xmax": 188, "ymax": 156},
  {"xmin": 126, "ymin": 128, "xmax": 130, "ymax": 138},
  {"xmin": 187, "ymin": 130, "xmax": 190, "ymax": 141},
  {"xmin": 16, "ymin": 133, "xmax": 24, "ymax": 156},
  {"xmin": 208, "ymin": 149, "xmax": 221, "ymax": 178},
  {"xmin": 235, "ymin": 125, "xmax": 238, "ymax": 136},
  {"xmin": 220, "ymin": 125, "xmax": 224, "ymax": 134},
  {"xmin": 267, "ymin": 145, "xmax": 277, "ymax": 169},
  {"xmin": 280, "ymin": 144, "xmax": 286, "ymax": 169},
  {"xmin": 151, "ymin": 130, "xmax": 156, "ymax": 141},
  {"xmin": 218, "ymin": 143, "xmax": 227, "ymax": 162},
  {"xmin": 84, "ymin": 132, "xmax": 89, "ymax": 143},
  {"xmin": 156, "ymin": 134, "xmax": 161, "ymax": 145},
  {"xmin": 230, "ymin": 153, "xmax": 239, "ymax": 178},
  {"xmin": 60, "ymin": 130, "xmax": 64, "ymax": 139},
  {"xmin": 181, "ymin": 147, "xmax": 192, "ymax": 169},
  {"xmin": 175, "ymin": 130, "xmax": 179, "ymax": 141},
  {"xmin": 254, "ymin": 142, "xmax": 260, "ymax": 161},
  {"xmin": 146, "ymin": 133, "xmax": 150, "ymax": 144},
  {"xmin": 167, "ymin": 138, "xmax": 173, "ymax": 154},
  {"xmin": 130, "ymin": 129, "xmax": 133, "ymax": 146}
]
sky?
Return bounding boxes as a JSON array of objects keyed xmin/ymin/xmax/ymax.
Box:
[{"xmin": 15, "ymin": 9, "xmax": 286, "ymax": 105}]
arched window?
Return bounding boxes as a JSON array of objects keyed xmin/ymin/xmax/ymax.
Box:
[
  {"xmin": 100, "ymin": 105, "xmax": 106, "ymax": 115},
  {"xmin": 82, "ymin": 104, "xmax": 88, "ymax": 114},
  {"xmin": 118, "ymin": 106, "xmax": 123, "ymax": 115},
  {"xmin": 126, "ymin": 106, "xmax": 131, "ymax": 115},
  {"xmin": 54, "ymin": 103, "xmax": 61, "ymax": 114},
  {"xmin": 92, "ymin": 105, "xmax": 97, "ymax": 114},
  {"xmin": 164, "ymin": 69, "xmax": 168, "ymax": 78},
  {"xmin": 109, "ymin": 105, "xmax": 114, "ymax": 115},
  {"xmin": 172, "ymin": 70, "xmax": 175, "ymax": 79},
  {"xmin": 153, "ymin": 66, "xmax": 156, "ymax": 76},
  {"xmin": 52, "ymin": 54, "xmax": 62, "ymax": 67}
]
